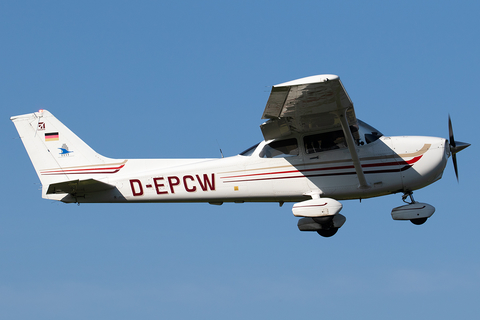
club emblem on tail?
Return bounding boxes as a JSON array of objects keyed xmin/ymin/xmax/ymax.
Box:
[{"xmin": 58, "ymin": 143, "xmax": 74, "ymax": 156}]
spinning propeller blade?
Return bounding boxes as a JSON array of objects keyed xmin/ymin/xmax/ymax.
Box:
[{"xmin": 448, "ymin": 115, "xmax": 470, "ymax": 181}]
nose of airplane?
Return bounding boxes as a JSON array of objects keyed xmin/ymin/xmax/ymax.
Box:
[
  {"xmin": 394, "ymin": 136, "xmax": 449, "ymax": 192},
  {"xmin": 449, "ymin": 140, "xmax": 471, "ymax": 155}
]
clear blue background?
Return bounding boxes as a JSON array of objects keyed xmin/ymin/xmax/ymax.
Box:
[{"xmin": 1, "ymin": 1, "xmax": 478, "ymax": 319}]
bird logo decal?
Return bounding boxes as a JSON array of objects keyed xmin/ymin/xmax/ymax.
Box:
[{"xmin": 58, "ymin": 143, "xmax": 74, "ymax": 156}]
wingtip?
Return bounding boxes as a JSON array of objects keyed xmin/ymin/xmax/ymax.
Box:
[{"xmin": 274, "ymin": 74, "xmax": 340, "ymax": 87}]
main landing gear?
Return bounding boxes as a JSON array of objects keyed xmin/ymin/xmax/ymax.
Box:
[
  {"xmin": 294, "ymin": 197, "xmax": 346, "ymax": 237},
  {"xmin": 391, "ymin": 191, "xmax": 436, "ymax": 225},
  {"xmin": 296, "ymin": 213, "xmax": 346, "ymax": 238},
  {"xmin": 313, "ymin": 216, "xmax": 339, "ymax": 237}
]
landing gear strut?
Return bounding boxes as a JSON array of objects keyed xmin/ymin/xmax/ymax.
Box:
[{"xmin": 402, "ymin": 191, "xmax": 415, "ymax": 204}]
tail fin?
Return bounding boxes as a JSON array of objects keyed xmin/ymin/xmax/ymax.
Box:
[{"xmin": 11, "ymin": 110, "xmax": 124, "ymax": 199}]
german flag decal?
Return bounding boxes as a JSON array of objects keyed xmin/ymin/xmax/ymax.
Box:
[{"xmin": 45, "ymin": 132, "xmax": 59, "ymax": 141}]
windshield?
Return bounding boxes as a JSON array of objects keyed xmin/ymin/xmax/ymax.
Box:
[
  {"xmin": 239, "ymin": 143, "xmax": 260, "ymax": 156},
  {"xmin": 357, "ymin": 119, "xmax": 383, "ymax": 144}
]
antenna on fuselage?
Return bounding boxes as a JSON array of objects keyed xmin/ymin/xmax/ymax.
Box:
[{"xmin": 216, "ymin": 140, "xmax": 224, "ymax": 158}]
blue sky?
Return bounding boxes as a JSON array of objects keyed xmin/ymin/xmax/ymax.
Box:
[{"xmin": 1, "ymin": 1, "xmax": 479, "ymax": 319}]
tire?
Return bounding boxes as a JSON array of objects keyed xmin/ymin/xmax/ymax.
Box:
[
  {"xmin": 410, "ymin": 217, "xmax": 427, "ymax": 225},
  {"xmin": 317, "ymin": 228, "xmax": 338, "ymax": 237}
]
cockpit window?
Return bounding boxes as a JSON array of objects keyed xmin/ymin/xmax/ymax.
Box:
[
  {"xmin": 260, "ymin": 138, "xmax": 299, "ymax": 158},
  {"xmin": 239, "ymin": 143, "xmax": 260, "ymax": 156}
]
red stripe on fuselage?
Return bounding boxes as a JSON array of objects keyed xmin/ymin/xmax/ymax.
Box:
[
  {"xmin": 41, "ymin": 164, "xmax": 125, "ymax": 175},
  {"xmin": 222, "ymin": 156, "xmax": 423, "ymax": 181}
]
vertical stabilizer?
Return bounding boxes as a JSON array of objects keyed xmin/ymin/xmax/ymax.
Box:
[{"xmin": 11, "ymin": 110, "xmax": 124, "ymax": 197}]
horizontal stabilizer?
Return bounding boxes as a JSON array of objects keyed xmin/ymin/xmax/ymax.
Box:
[{"xmin": 46, "ymin": 179, "xmax": 115, "ymax": 195}]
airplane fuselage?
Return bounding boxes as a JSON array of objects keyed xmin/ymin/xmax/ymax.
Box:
[{"xmin": 48, "ymin": 135, "xmax": 449, "ymax": 204}]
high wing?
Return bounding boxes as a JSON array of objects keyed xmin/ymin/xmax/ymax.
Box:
[
  {"xmin": 261, "ymin": 74, "xmax": 356, "ymax": 138},
  {"xmin": 260, "ymin": 74, "xmax": 370, "ymax": 188}
]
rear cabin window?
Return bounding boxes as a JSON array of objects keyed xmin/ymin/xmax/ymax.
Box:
[{"xmin": 260, "ymin": 138, "xmax": 299, "ymax": 158}]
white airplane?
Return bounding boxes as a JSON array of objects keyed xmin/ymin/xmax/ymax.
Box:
[{"xmin": 11, "ymin": 74, "xmax": 470, "ymax": 237}]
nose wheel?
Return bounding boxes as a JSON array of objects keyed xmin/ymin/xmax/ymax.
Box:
[{"xmin": 410, "ymin": 217, "xmax": 427, "ymax": 225}]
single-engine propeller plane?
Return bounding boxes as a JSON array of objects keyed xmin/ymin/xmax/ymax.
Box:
[{"xmin": 11, "ymin": 75, "xmax": 470, "ymax": 237}]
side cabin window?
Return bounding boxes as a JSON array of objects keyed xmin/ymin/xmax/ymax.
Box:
[
  {"xmin": 304, "ymin": 121, "xmax": 383, "ymax": 154},
  {"xmin": 260, "ymin": 138, "xmax": 299, "ymax": 158},
  {"xmin": 304, "ymin": 126, "xmax": 360, "ymax": 154}
]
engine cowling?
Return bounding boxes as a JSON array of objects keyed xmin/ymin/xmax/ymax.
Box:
[{"xmin": 292, "ymin": 198, "xmax": 343, "ymax": 218}]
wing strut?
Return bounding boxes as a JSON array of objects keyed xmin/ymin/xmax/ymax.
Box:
[{"xmin": 332, "ymin": 84, "xmax": 370, "ymax": 189}]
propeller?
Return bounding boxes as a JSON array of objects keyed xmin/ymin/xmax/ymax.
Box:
[{"xmin": 448, "ymin": 115, "xmax": 471, "ymax": 181}]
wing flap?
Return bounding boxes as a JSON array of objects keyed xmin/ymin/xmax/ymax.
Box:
[{"xmin": 46, "ymin": 179, "xmax": 115, "ymax": 195}]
